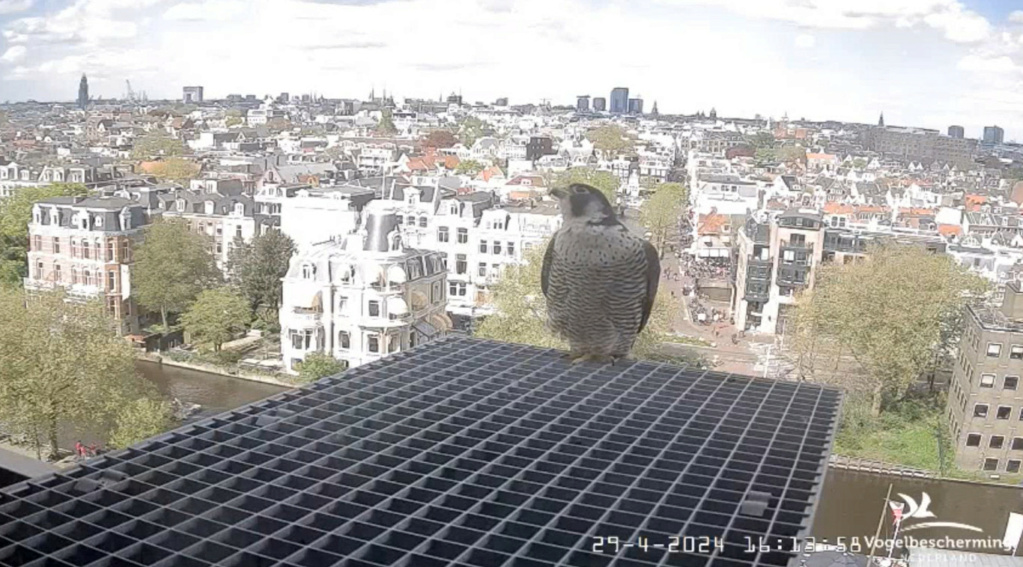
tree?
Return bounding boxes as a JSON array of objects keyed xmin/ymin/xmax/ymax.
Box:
[
  {"xmin": 852, "ymin": 158, "xmax": 868, "ymax": 169},
  {"xmin": 181, "ymin": 288, "xmax": 251, "ymax": 352},
  {"xmin": 147, "ymin": 157, "xmax": 200, "ymax": 185},
  {"xmin": 424, "ymin": 129, "xmax": 457, "ymax": 149},
  {"xmin": 474, "ymin": 241, "xmax": 678, "ymax": 361},
  {"xmin": 225, "ymin": 109, "xmax": 243, "ymax": 118},
  {"xmin": 0, "ymin": 183, "xmax": 88, "ymax": 287},
  {"xmin": 586, "ymin": 124, "xmax": 637, "ymax": 156},
  {"xmin": 131, "ymin": 130, "xmax": 186, "ymax": 160},
  {"xmin": 134, "ymin": 219, "xmax": 221, "ymax": 329},
  {"xmin": 297, "ymin": 352, "xmax": 347, "ymax": 384},
  {"xmin": 228, "ymin": 230, "xmax": 295, "ymax": 325},
  {"xmin": 789, "ymin": 244, "xmax": 988, "ymax": 416},
  {"xmin": 376, "ymin": 110, "xmax": 398, "ymax": 136},
  {"xmin": 747, "ymin": 131, "xmax": 776, "ymax": 150},
  {"xmin": 640, "ymin": 183, "xmax": 687, "ymax": 258},
  {"xmin": 458, "ymin": 117, "xmax": 486, "ymax": 147},
  {"xmin": 776, "ymin": 145, "xmax": 807, "ymax": 163},
  {"xmin": 225, "ymin": 116, "xmax": 243, "ymax": 128},
  {"xmin": 108, "ymin": 399, "xmax": 173, "ymax": 450},
  {"xmin": 0, "ymin": 289, "xmax": 159, "ymax": 460},
  {"xmin": 552, "ymin": 168, "xmax": 620, "ymax": 204},
  {"xmin": 456, "ymin": 160, "xmax": 485, "ymax": 176},
  {"xmin": 267, "ymin": 117, "xmax": 292, "ymax": 132}
]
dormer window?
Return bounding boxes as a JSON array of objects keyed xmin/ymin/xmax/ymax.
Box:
[
  {"xmin": 205, "ymin": 201, "xmax": 215, "ymax": 215},
  {"xmin": 176, "ymin": 200, "xmax": 185, "ymax": 212},
  {"xmin": 234, "ymin": 203, "xmax": 245, "ymax": 216},
  {"xmin": 94, "ymin": 216, "xmax": 102, "ymax": 228},
  {"xmin": 302, "ymin": 264, "xmax": 316, "ymax": 279}
]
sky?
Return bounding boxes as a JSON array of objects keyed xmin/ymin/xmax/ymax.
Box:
[{"xmin": 2, "ymin": 0, "xmax": 1023, "ymax": 139}]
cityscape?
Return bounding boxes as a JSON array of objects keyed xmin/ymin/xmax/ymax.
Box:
[{"xmin": 6, "ymin": 1, "xmax": 1023, "ymax": 566}]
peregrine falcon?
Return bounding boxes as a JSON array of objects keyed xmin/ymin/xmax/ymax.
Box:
[{"xmin": 542, "ymin": 183, "xmax": 661, "ymax": 364}]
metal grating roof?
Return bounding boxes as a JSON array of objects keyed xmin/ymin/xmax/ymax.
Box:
[{"xmin": 0, "ymin": 337, "xmax": 842, "ymax": 567}]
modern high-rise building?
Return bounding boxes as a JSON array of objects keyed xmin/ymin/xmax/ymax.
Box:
[
  {"xmin": 628, "ymin": 98, "xmax": 644, "ymax": 115},
  {"xmin": 182, "ymin": 86, "xmax": 204, "ymax": 104},
  {"xmin": 576, "ymin": 95, "xmax": 590, "ymax": 112},
  {"xmin": 984, "ymin": 125, "xmax": 1005, "ymax": 145},
  {"xmin": 948, "ymin": 125, "xmax": 965, "ymax": 139},
  {"xmin": 77, "ymin": 74, "xmax": 88, "ymax": 110},
  {"xmin": 592, "ymin": 97, "xmax": 606, "ymax": 112},
  {"xmin": 609, "ymin": 87, "xmax": 629, "ymax": 114}
]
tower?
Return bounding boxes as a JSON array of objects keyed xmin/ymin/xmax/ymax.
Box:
[
  {"xmin": 651, "ymin": 101, "xmax": 659, "ymax": 117},
  {"xmin": 77, "ymin": 74, "xmax": 88, "ymax": 110},
  {"xmin": 878, "ymin": 112, "xmax": 885, "ymax": 127}
]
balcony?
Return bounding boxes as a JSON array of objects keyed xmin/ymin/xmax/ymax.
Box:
[
  {"xmin": 780, "ymin": 240, "xmax": 810, "ymax": 249},
  {"xmin": 23, "ymin": 278, "xmax": 56, "ymax": 291}
]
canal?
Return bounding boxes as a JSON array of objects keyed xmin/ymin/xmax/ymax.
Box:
[{"xmin": 136, "ymin": 360, "xmax": 291, "ymax": 420}]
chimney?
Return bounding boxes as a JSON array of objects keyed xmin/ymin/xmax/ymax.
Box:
[
  {"xmin": 1001, "ymin": 281, "xmax": 1023, "ymax": 321},
  {"xmin": 363, "ymin": 213, "xmax": 400, "ymax": 253}
]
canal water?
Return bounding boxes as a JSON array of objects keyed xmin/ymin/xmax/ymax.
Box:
[
  {"xmin": 135, "ymin": 360, "xmax": 290, "ymax": 419},
  {"xmin": 813, "ymin": 468, "xmax": 1023, "ymax": 552}
]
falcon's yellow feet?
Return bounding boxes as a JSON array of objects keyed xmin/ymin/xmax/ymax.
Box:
[{"xmin": 570, "ymin": 354, "xmax": 596, "ymax": 364}]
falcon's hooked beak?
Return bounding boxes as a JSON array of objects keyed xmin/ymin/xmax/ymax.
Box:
[{"xmin": 550, "ymin": 187, "xmax": 569, "ymax": 199}]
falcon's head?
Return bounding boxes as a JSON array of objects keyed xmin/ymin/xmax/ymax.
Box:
[{"xmin": 550, "ymin": 183, "xmax": 618, "ymax": 225}]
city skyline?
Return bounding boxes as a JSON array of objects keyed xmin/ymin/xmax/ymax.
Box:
[{"xmin": 2, "ymin": 0, "xmax": 1023, "ymax": 138}]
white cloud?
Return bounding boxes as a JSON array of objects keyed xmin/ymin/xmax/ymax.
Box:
[
  {"xmin": 958, "ymin": 54, "xmax": 1019, "ymax": 73},
  {"xmin": 163, "ymin": 0, "xmax": 246, "ymax": 21},
  {"xmin": 0, "ymin": 0, "xmax": 32, "ymax": 14},
  {"xmin": 1010, "ymin": 11, "xmax": 1023, "ymax": 24},
  {"xmin": 794, "ymin": 33, "xmax": 815, "ymax": 48},
  {"xmin": 0, "ymin": 46, "xmax": 26, "ymax": 63}
]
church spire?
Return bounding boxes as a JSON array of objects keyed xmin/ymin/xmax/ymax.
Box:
[{"xmin": 878, "ymin": 112, "xmax": 885, "ymax": 127}]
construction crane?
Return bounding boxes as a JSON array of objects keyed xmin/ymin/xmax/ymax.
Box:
[{"xmin": 125, "ymin": 80, "xmax": 139, "ymax": 110}]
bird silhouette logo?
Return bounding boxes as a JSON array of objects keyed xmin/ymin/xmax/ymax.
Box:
[{"xmin": 891, "ymin": 492, "xmax": 983, "ymax": 533}]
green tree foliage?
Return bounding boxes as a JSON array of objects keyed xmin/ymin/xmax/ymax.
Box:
[
  {"xmin": 181, "ymin": 288, "xmax": 251, "ymax": 352},
  {"xmin": 424, "ymin": 129, "xmax": 457, "ymax": 149},
  {"xmin": 147, "ymin": 157, "xmax": 200, "ymax": 185},
  {"xmin": 640, "ymin": 183, "xmax": 687, "ymax": 258},
  {"xmin": 228, "ymin": 230, "xmax": 295, "ymax": 325},
  {"xmin": 458, "ymin": 117, "xmax": 486, "ymax": 147},
  {"xmin": 776, "ymin": 145, "xmax": 807, "ymax": 163},
  {"xmin": 134, "ymin": 219, "xmax": 221, "ymax": 329},
  {"xmin": 852, "ymin": 158, "xmax": 869, "ymax": 169},
  {"xmin": 267, "ymin": 117, "xmax": 293, "ymax": 132},
  {"xmin": 474, "ymin": 241, "xmax": 678, "ymax": 360},
  {"xmin": 552, "ymin": 168, "xmax": 620, "ymax": 204},
  {"xmin": 297, "ymin": 352, "xmax": 347, "ymax": 384},
  {"xmin": 586, "ymin": 124, "xmax": 637, "ymax": 156},
  {"xmin": 131, "ymin": 130, "xmax": 186, "ymax": 160},
  {"xmin": 455, "ymin": 160, "xmax": 485, "ymax": 176},
  {"xmin": 225, "ymin": 109, "xmax": 243, "ymax": 118},
  {"xmin": 225, "ymin": 116, "xmax": 243, "ymax": 128},
  {"xmin": 789, "ymin": 244, "xmax": 988, "ymax": 416},
  {"xmin": 0, "ymin": 183, "xmax": 88, "ymax": 287},
  {"xmin": 747, "ymin": 131, "xmax": 776, "ymax": 150},
  {"xmin": 108, "ymin": 399, "xmax": 173, "ymax": 450},
  {"xmin": 376, "ymin": 110, "xmax": 398, "ymax": 136},
  {"xmin": 0, "ymin": 289, "xmax": 160, "ymax": 459}
]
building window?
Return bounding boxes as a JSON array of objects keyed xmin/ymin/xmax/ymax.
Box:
[
  {"xmin": 216, "ymin": 242, "xmax": 223, "ymax": 254},
  {"xmin": 368, "ymin": 335, "xmax": 380, "ymax": 353},
  {"xmin": 106, "ymin": 241, "xmax": 114, "ymax": 262},
  {"xmin": 449, "ymin": 282, "xmax": 457, "ymax": 297},
  {"xmin": 71, "ymin": 268, "xmax": 78, "ymax": 284},
  {"xmin": 216, "ymin": 226, "xmax": 223, "ymax": 236},
  {"xmin": 32, "ymin": 235, "xmax": 41, "ymax": 251},
  {"xmin": 966, "ymin": 434, "xmax": 981, "ymax": 447},
  {"xmin": 478, "ymin": 263, "xmax": 487, "ymax": 277},
  {"xmin": 981, "ymin": 374, "xmax": 996, "ymax": 388},
  {"xmin": 507, "ymin": 242, "xmax": 515, "ymax": 256},
  {"xmin": 236, "ymin": 225, "xmax": 243, "ymax": 239},
  {"xmin": 290, "ymin": 331, "xmax": 304, "ymax": 350},
  {"xmin": 988, "ymin": 343, "xmax": 1003, "ymax": 358},
  {"xmin": 479, "ymin": 240, "xmax": 488, "ymax": 254},
  {"xmin": 984, "ymin": 458, "xmax": 999, "ymax": 471},
  {"xmin": 70, "ymin": 238, "xmax": 78, "ymax": 258},
  {"xmin": 975, "ymin": 404, "xmax": 989, "ymax": 418},
  {"xmin": 493, "ymin": 241, "xmax": 502, "ymax": 255},
  {"xmin": 388, "ymin": 334, "xmax": 399, "ymax": 353},
  {"xmin": 107, "ymin": 271, "xmax": 115, "ymax": 292},
  {"xmin": 54, "ymin": 265, "xmax": 61, "ymax": 283},
  {"xmin": 991, "ymin": 435, "xmax": 1006, "ymax": 449},
  {"xmin": 438, "ymin": 227, "xmax": 449, "ymax": 243},
  {"xmin": 33, "ymin": 261, "xmax": 42, "ymax": 279},
  {"xmin": 83, "ymin": 270, "xmax": 91, "ymax": 286},
  {"xmin": 83, "ymin": 242, "xmax": 90, "ymax": 259},
  {"xmin": 1012, "ymin": 346, "xmax": 1023, "ymax": 360},
  {"xmin": 1007, "ymin": 377, "xmax": 1019, "ymax": 391},
  {"xmin": 1013, "ymin": 438, "xmax": 1023, "ymax": 451},
  {"xmin": 406, "ymin": 215, "xmax": 415, "ymax": 226},
  {"xmin": 456, "ymin": 254, "xmax": 467, "ymax": 275},
  {"xmin": 999, "ymin": 406, "xmax": 1013, "ymax": 420},
  {"xmin": 339, "ymin": 331, "xmax": 350, "ymax": 350},
  {"xmin": 1009, "ymin": 461, "xmax": 1022, "ymax": 473},
  {"xmin": 368, "ymin": 300, "xmax": 380, "ymax": 317},
  {"xmin": 53, "ymin": 238, "xmax": 60, "ymax": 255},
  {"xmin": 419, "ymin": 217, "xmax": 427, "ymax": 228},
  {"xmin": 457, "ymin": 228, "xmax": 468, "ymax": 244},
  {"xmin": 302, "ymin": 264, "xmax": 315, "ymax": 279}
]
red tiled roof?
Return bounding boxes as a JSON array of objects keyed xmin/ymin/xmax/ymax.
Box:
[{"xmin": 938, "ymin": 224, "xmax": 962, "ymax": 236}]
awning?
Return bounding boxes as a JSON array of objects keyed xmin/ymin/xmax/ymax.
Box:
[
  {"xmin": 429, "ymin": 312, "xmax": 453, "ymax": 331},
  {"xmin": 362, "ymin": 263, "xmax": 385, "ymax": 286},
  {"xmin": 410, "ymin": 290, "xmax": 429, "ymax": 311},
  {"xmin": 413, "ymin": 320, "xmax": 439, "ymax": 339},
  {"xmin": 387, "ymin": 297, "xmax": 409, "ymax": 317},
  {"xmin": 387, "ymin": 265, "xmax": 407, "ymax": 285}
]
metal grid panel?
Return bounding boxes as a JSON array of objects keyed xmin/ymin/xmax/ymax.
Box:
[{"xmin": 0, "ymin": 337, "xmax": 841, "ymax": 567}]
